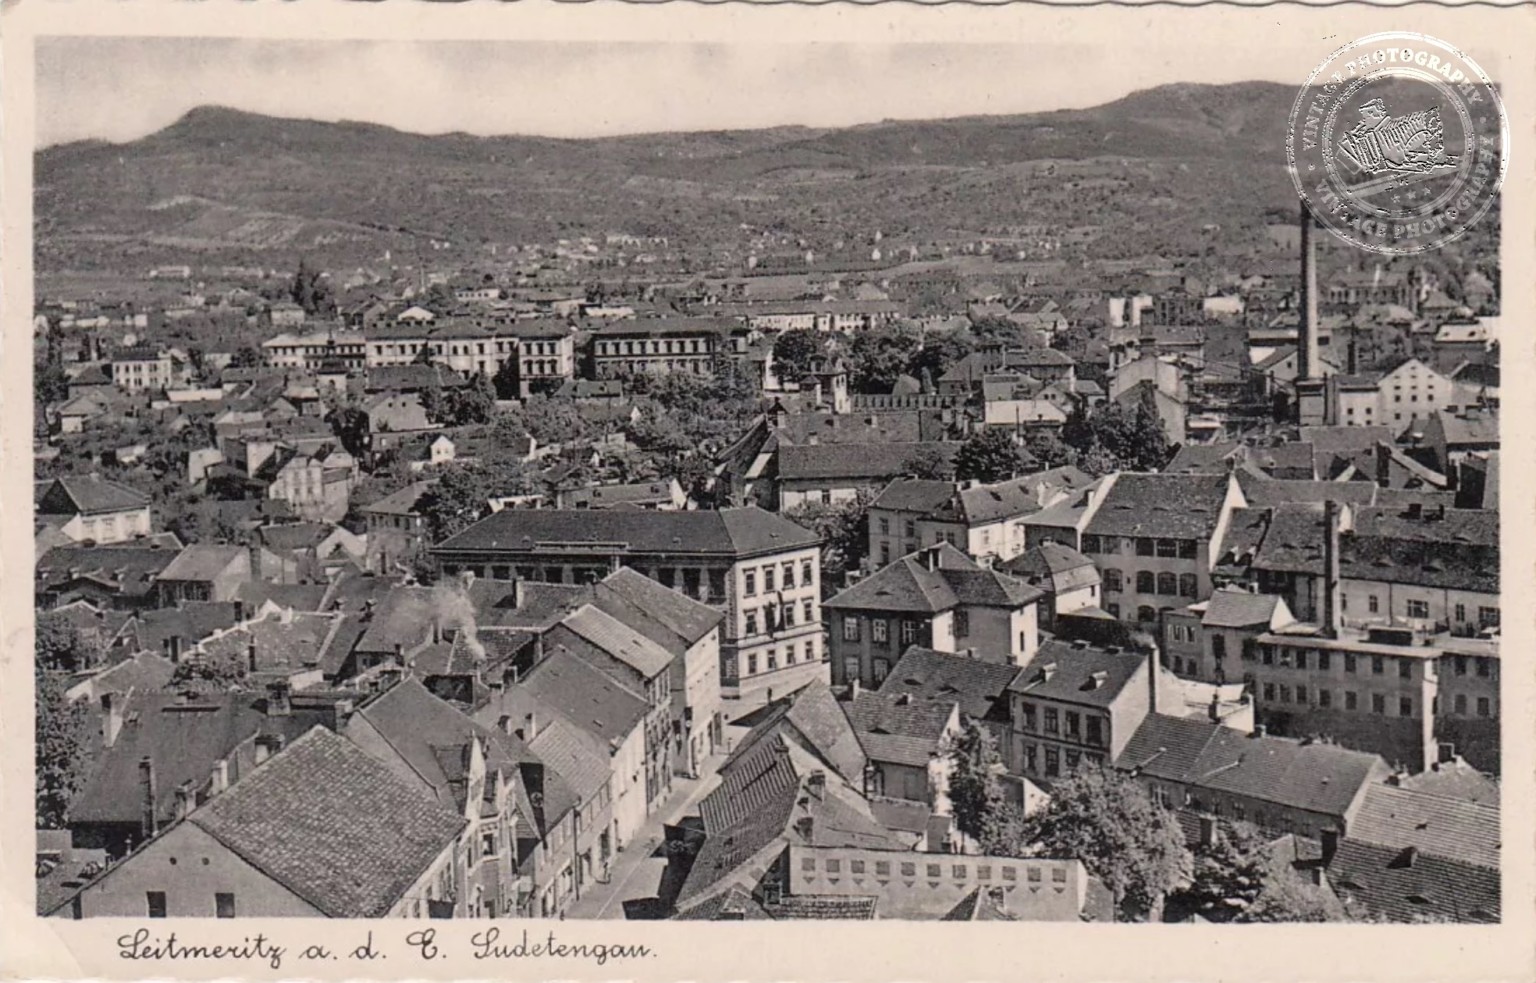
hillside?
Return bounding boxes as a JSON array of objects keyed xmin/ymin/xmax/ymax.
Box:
[{"xmin": 36, "ymin": 82, "xmax": 1307, "ymax": 273}]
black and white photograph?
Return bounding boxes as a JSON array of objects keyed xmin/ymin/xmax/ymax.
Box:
[{"xmin": 7, "ymin": 6, "xmax": 1529, "ymax": 971}]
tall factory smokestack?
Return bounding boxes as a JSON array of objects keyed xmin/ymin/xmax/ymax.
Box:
[
  {"xmin": 1322, "ymin": 499, "xmax": 1342, "ymax": 637},
  {"xmin": 1296, "ymin": 198, "xmax": 1327, "ymax": 426}
]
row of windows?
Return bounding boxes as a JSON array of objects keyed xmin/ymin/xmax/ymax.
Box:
[
  {"xmin": 744, "ymin": 599, "xmax": 817, "ymax": 635},
  {"xmin": 1081, "ymin": 535, "xmax": 1198, "ymax": 559},
  {"xmin": 595, "ymin": 338, "xmax": 712, "ymax": 356},
  {"xmin": 799, "ymin": 854, "xmax": 1068, "ymax": 884},
  {"xmin": 1253, "ymin": 682, "xmax": 1484, "ymax": 718},
  {"xmin": 842, "ymin": 614, "xmax": 921, "ymax": 646},
  {"xmin": 1103, "ymin": 569, "xmax": 1198, "ymax": 598},
  {"xmin": 143, "ymin": 891, "xmax": 236, "ymax": 918},
  {"xmin": 743, "ymin": 560, "xmax": 815, "ymax": 596},
  {"xmin": 1017, "ymin": 703, "xmax": 1106, "ymax": 746},
  {"xmin": 1020, "ymin": 742, "xmax": 1105, "ymax": 778},
  {"xmin": 726, "ymin": 640, "xmax": 819, "ymax": 679},
  {"xmin": 1255, "ymin": 646, "xmax": 1439, "ymax": 679}
]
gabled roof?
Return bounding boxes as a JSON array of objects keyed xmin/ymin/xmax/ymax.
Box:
[
  {"xmin": 1328, "ymin": 838, "xmax": 1499, "ymax": 923},
  {"xmin": 1008, "ymin": 640, "xmax": 1146, "ymax": 708},
  {"xmin": 1200, "ymin": 588, "xmax": 1290, "ymax": 630},
  {"xmin": 589, "ymin": 567, "xmax": 723, "ymax": 649},
  {"xmin": 777, "ymin": 442, "xmax": 960, "ymax": 482},
  {"xmin": 558, "ymin": 604, "xmax": 675, "ymax": 680},
  {"xmin": 1083, "ymin": 472, "xmax": 1232, "ymax": 540},
  {"xmin": 826, "ymin": 543, "xmax": 1041, "ymax": 614},
  {"xmin": 1347, "ymin": 784, "xmax": 1499, "ymax": 869},
  {"xmin": 875, "ymin": 647, "xmax": 1021, "ymax": 725},
  {"xmin": 157, "ymin": 544, "xmax": 246, "ymax": 583},
  {"xmin": 845, "ymin": 692, "xmax": 957, "ymax": 768},
  {"xmin": 37, "ymin": 545, "xmax": 179, "ymax": 600},
  {"xmin": 725, "ymin": 682, "xmax": 869, "ymax": 788},
  {"xmin": 436, "ymin": 506, "xmax": 819, "ymax": 558},
  {"xmin": 1116, "ymin": 714, "xmax": 1386, "ymax": 818},
  {"xmin": 999, "ymin": 541, "xmax": 1099, "ymax": 594},
  {"xmin": 37, "ymin": 476, "xmax": 150, "ymax": 516},
  {"xmin": 190, "ymin": 727, "xmax": 466, "ymax": 918},
  {"xmin": 870, "ymin": 478, "xmax": 958, "ymax": 515},
  {"xmin": 521, "ymin": 645, "xmax": 649, "ymax": 744}
]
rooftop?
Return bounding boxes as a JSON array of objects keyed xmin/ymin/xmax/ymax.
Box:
[
  {"xmin": 826, "ymin": 543, "xmax": 1041, "ymax": 614},
  {"xmin": 435, "ymin": 506, "xmax": 819, "ymax": 558}
]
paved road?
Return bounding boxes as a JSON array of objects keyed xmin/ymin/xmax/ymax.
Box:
[{"xmin": 566, "ymin": 755, "xmax": 725, "ymax": 920}]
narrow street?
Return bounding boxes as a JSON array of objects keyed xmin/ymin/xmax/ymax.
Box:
[{"xmin": 565, "ymin": 754, "xmax": 725, "ymax": 920}]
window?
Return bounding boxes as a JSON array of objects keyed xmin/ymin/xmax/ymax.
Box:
[
  {"xmin": 1156, "ymin": 572, "xmax": 1177, "ymax": 596},
  {"xmin": 1318, "ymin": 689, "xmax": 1332, "ymax": 708},
  {"xmin": 901, "ymin": 862, "xmax": 916, "ymax": 877},
  {"xmin": 767, "ymin": 649, "xmax": 778, "ymax": 671},
  {"xmin": 804, "ymin": 640, "xmax": 816, "ymax": 663},
  {"xmin": 802, "ymin": 560, "xmax": 814, "ymax": 585},
  {"xmin": 900, "ymin": 620, "xmax": 919, "ymax": 645},
  {"xmin": 1045, "ymin": 747, "xmax": 1060, "ymax": 777},
  {"xmin": 825, "ymin": 859, "xmax": 840, "ymax": 874},
  {"xmin": 953, "ymin": 864, "xmax": 968, "ymax": 879},
  {"xmin": 1136, "ymin": 571, "xmax": 1155, "ymax": 594},
  {"xmin": 1021, "ymin": 702, "xmax": 1037, "ymax": 732},
  {"xmin": 1477, "ymin": 697, "xmax": 1491, "ymax": 718},
  {"xmin": 842, "ymin": 616, "xmax": 860, "ymax": 642},
  {"xmin": 1478, "ymin": 606, "xmax": 1499, "ymax": 628},
  {"xmin": 481, "ymin": 830, "xmax": 498, "ymax": 858},
  {"xmin": 1103, "ymin": 569, "xmax": 1123, "ymax": 592},
  {"xmin": 1155, "ymin": 538, "xmax": 1178, "ymax": 558},
  {"xmin": 1371, "ymin": 656, "xmax": 1384, "ymax": 675},
  {"xmin": 1345, "ymin": 691, "xmax": 1358, "ymax": 710},
  {"xmin": 1318, "ymin": 651, "xmax": 1330, "ymax": 671},
  {"xmin": 746, "ymin": 610, "xmax": 759, "ymax": 636},
  {"xmin": 1372, "ymin": 693, "xmax": 1386, "ymax": 715},
  {"xmin": 1454, "ymin": 603, "xmax": 1467, "ymax": 623},
  {"xmin": 1345, "ymin": 653, "xmax": 1357, "ymax": 674},
  {"xmin": 879, "ymin": 517, "xmax": 890, "ymax": 535},
  {"xmin": 1136, "ymin": 538, "xmax": 1155, "ymax": 557},
  {"xmin": 744, "ymin": 570, "xmax": 757, "ymax": 596},
  {"xmin": 1178, "ymin": 540, "xmax": 1198, "ymax": 559},
  {"xmin": 954, "ymin": 610, "xmax": 970, "ymax": 638},
  {"xmin": 1263, "ymin": 683, "xmax": 1276, "ymax": 702},
  {"xmin": 871, "ymin": 619, "xmax": 889, "ymax": 645},
  {"xmin": 1024, "ymin": 743, "xmax": 1038, "ymax": 773},
  {"xmin": 1085, "ymin": 716, "xmax": 1104, "ymax": 746},
  {"xmin": 850, "ymin": 859, "xmax": 865, "ymax": 875},
  {"xmin": 927, "ymin": 863, "xmax": 942, "ymax": 878},
  {"xmin": 1065, "ymin": 711, "xmax": 1080, "ymax": 739},
  {"xmin": 843, "ymin": 657, "xmax": 860, "ymax": 682},
  {"xmin": 783, "ymin": 563, "xmax": 795, "ymax": 588},
  {"xmin": 1066, "ymin": 750, "xmax": 1082, "ymax": 771},
  {"xmin": 723, "ymin": 653, "xmax": 739, "ymax": 680},
  {"xmin": 1454, "ymin": 655, "xmax": 1468, "ymax": 676},
  {"xmin": 1262, "ymin": 646, "xmax": 1274, "ymax": 666},
  {"xmin": 1400, "ymin": 697, "xmax": 1413, "ymax": 717},
  {"xmin": 1211, "ymin": 634, "xmax": 1226, "ymax": 662},
  {"xmin": 1278, "ymin": 684, "xmax": 1291, "ymax": 704},
  {"xmin": 146, "ymin": 892, "xmax": 167, "ymax": 918},
  {"xmin": 1368, "ymin": 595, "xmax": 1379, "ymax": 614},
  {"xmin": 802, "ymin": 599, "xmax": 815, "ymax": 624},
  {"xmin": 1295, "ymin": 684, "xmax": 1308, "ymax": 704},
  {"xmin": 1476, "ymin": 657, "xmax": 1492, "ymax": 679},
  {"xmin": 1044, "ymin": 707, "xmax": 1059, "ymax": 734},
  {"xmin": 1406, "ymin": 599, "xmax": 1430, "ymax": 620},
  {"xmin": 747, "ymin": 654, "xmax": 759, "ymax": 675},
  {"xmin": 1081, "ymin": 534, "xmax": 1101, "ymax": 554},
  {"xmin": 877, "ymin": 860, "xmax": 892, "ymax": 876},
  {"xmin": 1454, "ymin": 694, "xmax": 1468, "ymax": 715},
  {"xmin": 873, "ymin": 658, "xmax": 890, "ymax": 685},
  {"xmin": 215, "ymin": 893, "xmax": 236, "ymax": 919},
  {"xmin": 1179, "ymin": 573, "xmax": 1198, "ymax": 598},
  {"xmin": 1137, "ymin": 605, "xmax": 1157, "ymax": 623},
  {"xmin": 763, "ymin": 567, "xmax": 775, "ymax": 592},
  {"xmin": 1399, "ymin": 659, "xmax": 1412, "ymax": 680}
]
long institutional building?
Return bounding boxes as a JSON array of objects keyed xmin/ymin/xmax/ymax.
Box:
[{"xmin": 432, "ymin": 507, "xmax": 824, "ymax": 700}]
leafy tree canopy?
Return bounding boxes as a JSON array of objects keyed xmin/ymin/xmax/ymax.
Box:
[{"xmin": 953, "ymin": 428, "xmax": 1027, "ymax": 483}]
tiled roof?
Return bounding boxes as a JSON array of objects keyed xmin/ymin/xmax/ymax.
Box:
[
  {"xmin": 1236, "ymin": 472, "xmax": 1379, "ymax": 507},
  {"xmin": 1395, "ymin": 761, "xmax": 1499, "ymax": 806},
  {"xmin": 1164, "ymin": 443, "xmax": 1241, "ymax": 474},
  {"xmin": 826, "ymin": 543, "xmax": 1041, "ymax": 614},
  {"xmin": 1328, "ymin": 839, "xmax": 1499, "ymax": 923},
  {"xmin": 1351, "ymin": 506, "xmax": 1497, "ymax": 548},
  {"xmin": 521, "ymin": 646, "xmax": 649, "ymax": 744},
  {"xmin": 1009, "ymin": 640, "xmax": 1146, "ymax": 708},
  {"xmin": 1116, "ymin": 714, "xmax": 1386, "ymax": 819},
  {"xmin": 943, "ymin": 468, "xmax": 1093, "ymax": 525},
  {"xmin": 870, "ymin": 478, "xmax": 959, "ymax": 515},
  {"xmin": 563, "ymin": 481, "xmax": 678, "ymax": 508},
  {"xmin": 436, "ymin": 506, "xmax": 818, "ymax": 558},
  {"xmin": 876, "ymin": 647, "xmax": 1020, "ymax": 725},
  {"xmin": 590, "ymin": 567, "xmax": 723, "ymax": 648},
  {"xmin": 943, "ymin": 887, "xmax": 1021, "ymax": 921},
  {"xmin": 845, "ymin": 692, "xmax": 956, "ymax": 768},
  {"xmin": 37, "ymin": 476, "xmax": 150, "ymax": 516},
  {"xmin": 724, "ymin": 682, "xmax": 869, "ymax": 789},
  {"xmin": 999, "ymin": 542, "xmax": 1099, "ymax": 594},
  {"xmin": 777, "ymin": 442, "xmax": 960, "ymax": 481},
  {"xmin": 768, "ymin": 894, "xmax": 880, "ymax": 919},
  {"xmin": 1083, "ymin": 473, "xmax": 1232, "ymax": 539},
  {"xmin": 558, "ymin": 604, "xmax": 675, "ymax": 679},
  {"xmin": 36, "ymin": 545, "xmax": 180, "ymax": 600},
  {"xmin": 129, "ymin": 602, "xmax": 241, "ymax": 654},
  {"xmin": 671, "ymin": 884, "xmax": 774, "ymax": 920},
  {"xmin": 527, "ymin": 715, "xmax": 611, "ymax": 806},
  {"xmin": 1347, "ymin": 784, "xmax": 1499, "ymax": 868},
  {"xmin": 1200, "ymin": 588, "xmax": 1288, "ymax": 629},
  {"xmin": 196, "ymin": 613, "xmax": 343, "ymax": 673},
  {"xmin": 359, "ymin": 480, "xmax": 435, "ymax": 516},
  {"xmin": 157, "ymin": 544, "xmax": 246, "ymax": 583},
  {"xmin": 191, "ymin": 727, "xmax": 466, "ymax": 918},
  {"xmin": 1297, "ymin": 425, "xmax": 1396, "ymax": 453}
]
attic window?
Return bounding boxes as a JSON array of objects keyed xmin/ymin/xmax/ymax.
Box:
[{"xmin": 1406, "ymin": 894, "xmax": 1432, "ymax": 906}]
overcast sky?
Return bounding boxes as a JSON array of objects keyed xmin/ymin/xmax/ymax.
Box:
[{"xmin": 38, "ymin": 37, "xmax": 1313, "ymax": 149}]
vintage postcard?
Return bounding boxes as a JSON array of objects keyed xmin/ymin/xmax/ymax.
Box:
[{"xmin": 1, "ymin": 2, "xmax": 1531, "ymax": 981}]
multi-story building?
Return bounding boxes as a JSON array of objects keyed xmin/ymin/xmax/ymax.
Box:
[
  {"xmin": 502, "ymin": 320, "xmax": 576, "ymax": 397},
  {"xmin": 363, "ymin": 323, "xmax": 432, "ymax": 367},
  {"xmin": 1079, "ymin": 472, "xmax": 1246, "ymax": 627},
  {"xmin": 866, "ymin": 468, "xmax": 1094, "ymax": 567},
  {"xmin": 110, "ymin": 346, "xmax": 173, "ymax": 392},
  {"xmin": 432, "ymin": 507, "xmax": 823, "ymax": 701},
  {"xmin": 825, "ymin": 543, "xmax": 1041, "ymax": 690},
  {"xmin": 35, "ymin": 477, "xmax": 153, "ymax": 545},
  {"xmin": 586, "ymin": 318, "xmax": 729, "ymax": 378},
  {"xmin": 261, "ymin": 329, "xmax": 366, "ymax": 370},
  {"xmin": 1327, "ymin": 357, "xmax": 1483, "ymax": 432}
]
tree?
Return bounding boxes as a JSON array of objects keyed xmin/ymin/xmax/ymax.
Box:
[
  {"xmin": 453, "ymin": 371, "xmax": 497, "ymax": 426},
  {"xmin": 783, "ymin": 490, "xmax": 873, "ymax": 593},
  {"xmin": 1015, "ymin": 764, "xmax": 1191, "ymax": 920},
  {"xmin": 289, "ymin": 257, "xmax": 335, "ymax": 317},
  {"xmin": 328, "ymin": 405, "xmax": 372, "ymax": 459},
  {"xmin": 36, "ymin": 611, "xmax": 103, "ymax": 673},
  {"xmin": 1020, "ymin": 429, "xmax": 1078, "ymax": 471},
  {"xmin": 905, "ymin": 332, "xmax": 975, "ymax": 385},
  {"xmin": 902, "ymin": 445, "xmax": 955, "ymax": 480},
  {"xmin": 771, "ymin": 329, "xmax": 827, "ymax": 384},
  {"xmin": 36, "ymin": 664, "xmax": 92, "ymax": 829},
  {"xmin": 35, "ymin": 358, "xmax": 69, "ymax": 406},
  {"xmin": 416, "ymin": 461, "xmax": 533, "ymax": 543},
  {"xmin": 953, "ymin": 429, "xmax": 1026, "ymax": 483},
  {"xmin": 1178, "ymin": 820, "xmax": 1347, "ymax": 923},
  {"xmin": 229, "ymin": 345, "xmax": 264, "ymax": 368},
  {"xmin": 947, "ymin": 722, "xmax": 1007, "ymax": 846},
  {"xmin": 846, "ymin": 325, "xmax": 922, "ymax": 394}
]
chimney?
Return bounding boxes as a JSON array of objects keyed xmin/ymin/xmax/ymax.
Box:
[
  {"xmin": 517, "ymin": 712, "xmax": 538, "ymax": 743},
  {"xmin": 1040, "ymin": 662, "xmax": 1057, "ymax": 681},
  {"xmin": 1347, "ymin": 330, "xmax": 1359, "ymax": 375},
  {"xmin": 210, "ymin": 759, "xmax": 230, "ymax": 796},
  {"xmin": 1375, "ymin": 442, "xmax": 1392, "ymax": 487},
  {"xmin": 1252, "ymin": 723, "xmax": 1267, "ymax": 738},
  {"xmin": 807, "ymin": 770, "xmax": 826, "ymax": 800},
  {"xmin": 1299, "ymin": 198, "xmax": 1320, "ymax": 382},
  {"xmin": 329, "ymin": 698, "xmax": 354, "ymax": 732},
  {"xmin": 102, "ymin": 693, "xmax": 123, "ymax": 749},
  {"xmin": 459, "ymin": 569, "xmax": 476, "ymax": 591},
  {"xmin": 167, "ymin": 635, "xmax": 183, "ymax": 661},
  {"xmin": 173, "ymin": 780, "xmax": 195, "ymax": 822},
  {"xmin": 1438, "ymin": 741, "xmax": 1457, "ymax": 764},
  {"xmin": 248, "ymin": 543, "xmax": 263, "ymax": 582},
  {"xmin": 1197, "ymin": 815, "xmax": 1217, "ymax": 849},
  {"xmin": 845, "ymin": 677, "xmax": 861, "ymax": 702},
  {"xmin": 393, "ymin": 642, "xmax": 405, "ymax": 666},
  {"xmin": 139, "ymin": 756, "xmax": 158, "ymax": 840},
  {"xmin": 431, "ymin": 619, "xmax": 442, "ymax": 645},
  {"xmin": 1323, "ymin": 499, "xmax": 1342, "ymax": 637},
  {"xmin": 1208, "ymin": 691, "xmax": 1221, "ymax": 723},
  {"xmin": 247, "ymin": 640, "xmax": 258, "ymax": 674},
  {"xmin": 265, "ymin": 679, "xmax": 292, "ymax": 717},
  {"xmin": 794, "ymin": 815, "xmax": 815, "ymax": 840}
]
